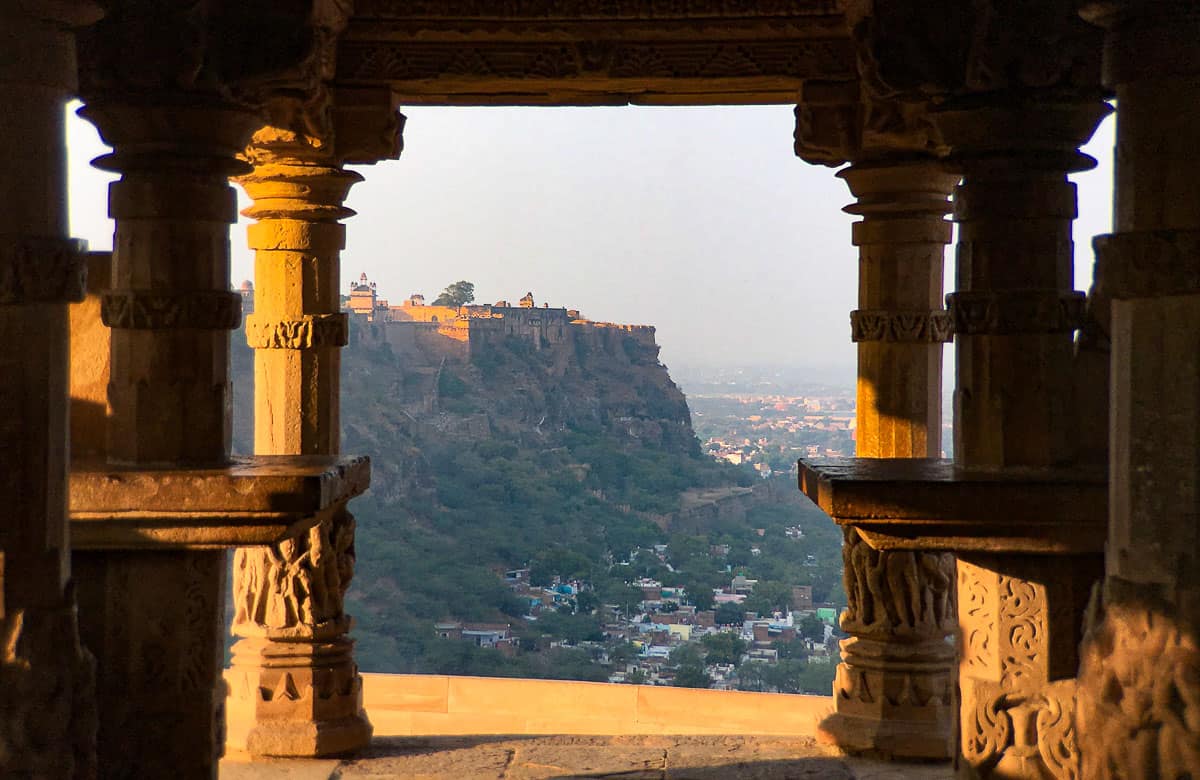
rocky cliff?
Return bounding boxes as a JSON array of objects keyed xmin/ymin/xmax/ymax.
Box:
[{"xmin": 231, "ymin": 308, "xmax": 758, "ymax": 673}]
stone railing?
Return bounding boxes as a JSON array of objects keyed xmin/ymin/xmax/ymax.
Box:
[{"xmin": 225, "ymin": 672, "xmax": 835, "ymax": 738}]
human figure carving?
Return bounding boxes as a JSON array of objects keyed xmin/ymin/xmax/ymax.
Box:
[{"xmin": 841, "ymin": 528, "xmax": 954, "ymax": 637}]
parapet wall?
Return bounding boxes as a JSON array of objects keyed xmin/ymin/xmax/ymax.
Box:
[{"xmin": 359, "ymin": 673, "xmax": 831, "ymax": 737}]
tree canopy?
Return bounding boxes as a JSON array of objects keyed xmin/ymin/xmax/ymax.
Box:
[{"xmin": 433, "ymin": 280, "xmax": 476, "ymax": 307}]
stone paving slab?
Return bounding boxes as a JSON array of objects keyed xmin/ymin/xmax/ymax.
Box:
[{"xmin": 221, "ymin": 735, "xmax": 956, "ymax": 779}]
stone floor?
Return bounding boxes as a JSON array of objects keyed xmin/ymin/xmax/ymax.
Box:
[{"xmin": 221, "ymin": 735, "xmax": 955, "ymax": 779}]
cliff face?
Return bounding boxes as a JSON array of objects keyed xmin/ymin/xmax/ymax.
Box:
[
  {"xmin": 231, "ymin": 311, "xmax": 754, "ymax": 674},
  {"xmin": 344, "ymin": 314, "xmax": 698, "ymax": 459}
]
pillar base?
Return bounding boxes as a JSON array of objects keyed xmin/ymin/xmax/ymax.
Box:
[
  {"xmin": 818, "ymin": 711, "xmax": 953, "ymax": 761},
  {"xmin": 226, "ymin": 636, "xmax": 372, "ymax": 757},
  {"xmin": 818, "ymin": 637, "xmax": 955, "ymax": 760}
]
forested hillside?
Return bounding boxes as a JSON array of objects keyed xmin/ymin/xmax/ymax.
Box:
[{"xmin": 231, "ymin": 311, "xmax": 846, "ymax": 684}]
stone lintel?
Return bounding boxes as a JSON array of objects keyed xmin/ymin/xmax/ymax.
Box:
[
  {"xmin": 335, "ymin": 15, "xmax": 856, "ymax": 106},
  {"xmin": 798, "ymin": 457, "xmax": 1107, "ymax": 554},
  {"xmin": 69, "ymin": 455, "xmax": 370, "ymax": 549}
]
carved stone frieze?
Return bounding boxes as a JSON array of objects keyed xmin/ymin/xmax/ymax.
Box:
[
  {"xmin": 232, "ymin": 509, "xmax": 355, "ymax": 639},
  {"xmin": 850, "ymin": 309, "xmax": 953, "ymax": 343},
  {"xmin": 336, "ymin": 38, "xmax": 854, "ymax": 83},
  {"xmin": 947, "ymin": 290, "xmax": 1085, "ymax": 335},
  {"xmin": 246, "ymin": 313, "xmax": 350, "ymax": 350},
  {"xmin": 1093, "ymin": 229, "xmax": 1200, "ymax": 300},
  {"xmin": 841, "ymin": 528, "xmax": 955, "ymax": 640},
  {"xmin": 0, "ymin": 238, "xmax": 88, "ymax": 306},
  {"xmin": 353, "ymin": 0, "xmax": 841, "ymax": 19},
  {"xmin": 101, "ymin": 290, "xmax": 242, "ymax": 331}
]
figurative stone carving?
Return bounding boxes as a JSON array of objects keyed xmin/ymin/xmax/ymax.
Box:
[
  {"xmin": 234, "ymin": 510, "xmax": 356, "ymax": 636},
  {"xmin": 840, "ymin": 528, "xmax": 954, "ymax": 639}
]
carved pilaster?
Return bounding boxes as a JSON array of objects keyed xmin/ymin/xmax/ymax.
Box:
[
  {"xmin": 956, "ymin": 556, "xmax": 1099, "ymax": 780},
  {"xmin": 226, "ymin": 87, "xmax": 401, "ymax": 757},
  {"xmin": 1075, "ymin": 3, "xmax": 1200, "ymax": 776},
  {"xmin": 0, "ymin": 2, "xmax": 102, "ymax": 777}
]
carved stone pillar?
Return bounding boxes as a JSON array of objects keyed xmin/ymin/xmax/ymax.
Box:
[
  {"xmin": 827, "ymin": 161, "xmax": 960, "ymax": 758},
  {"xmin": 0, "ymin": 2, "xmax": 100, "ymax": 777},
  {"xmin": 937, "ymin": 96, "xmax": 1110, "ymax": 778},
  {"xmin": 1076, "ymin": 2, "xmax": 1200, "ymax": 776},
  {"xmin": 226, "ymin": 89, "xmax": 402, "ymax": 757},
  {"xmin": 71, "ymin": 97, "xmax": 260, "ymax": 778}
]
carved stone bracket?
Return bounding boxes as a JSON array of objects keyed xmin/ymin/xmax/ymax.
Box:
[
  {"xmin": 246, "ymin": 313, "xmax": 350, "ymax": 350},
  {"xmin": 948, "ymin": 290, "xmax": 1086, "ymax": 335},
  {"xmin": 0, "ymin": 237, "xmax": 88, "ymax": 306},
  {"xmin": 1094, "ymin": 230, "xmax": 1200, "ymax": 300},
  {"xmin": 101, "ymin": 290, "xmax": 242, "ymax": 330},
  {"xmin": 850, "ymin": 309, "xmax": 952, "ymax": 343}
]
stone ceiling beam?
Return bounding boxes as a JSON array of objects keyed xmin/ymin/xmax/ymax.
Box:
[{"xmin": 333, "ymin": 1, "xmax": 855, "ymax": 105}]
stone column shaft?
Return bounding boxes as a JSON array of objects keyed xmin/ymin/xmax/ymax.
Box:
[
  {"xmin": 75, "ymin": 100, "xmax": 260, "ymax": 779},
  {"xmin": 939, "ymin": 98, "xmax": 1110, "ymax": 779},
  {"xmin": 0, "ymin": 3, "xmax": 99, "ymax": 777},
  {"xmin": 1077, "ymin": 3, "xmax": 1200, "ymax": 776},
  {"xmin": 226, "ymin": 133, "xmax": 371, "ymax": 757},
  {"xmin": 821, "ymin": 159, "xmax": 960, "ymax": 759}
]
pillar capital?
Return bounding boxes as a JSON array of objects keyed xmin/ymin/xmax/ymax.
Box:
[{"xmin": 794, "ymin": 80, "xmax": 946, "ymax": 169}]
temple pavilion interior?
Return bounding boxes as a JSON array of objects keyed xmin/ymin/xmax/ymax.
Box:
[{"xmin": 2, "ymin": 1, "xmax": 1199, "ymax": 778}]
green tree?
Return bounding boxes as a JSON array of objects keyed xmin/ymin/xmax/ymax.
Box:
[
  {"xmin": 432, "ymin": 280, "xmax": 476, "ymax": 307},
  {"xmin": 797, "ymin": 614, "xmax": 826, "ymax": 641},
  {"xmin": 627, "ymin": 668, "xmax": 647, "ymax": 685},
  {"xmin": 682, "ymin": 577, "xmax": 715, "ymax": 611},
  {"xmin": 700, "ymin": 633, "xmax": 747, "ymax": 665},
  {"xmin": 715, "ymin": 601, "xmax": 745, "ymax": 626},
  {"xmin": 673, "ymin": 663, "xmax": 713, "ymax": 689}
]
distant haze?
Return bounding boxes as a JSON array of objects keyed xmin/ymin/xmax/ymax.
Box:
[{"xmin": 66, "ymin": 104, "xmax": 1115, "ymax": 374}]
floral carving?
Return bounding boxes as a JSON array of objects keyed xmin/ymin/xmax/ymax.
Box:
[
  {"xmin": 245, "ymin": 313, "xmax": 349, "ymax": 349},
  {"xmin": 958, "ymin": 560, "xmax": 1081, "ymax": 779},
  {"xmin": 850, "ymin": 309, "xmax": 953, "ymax": 343}
]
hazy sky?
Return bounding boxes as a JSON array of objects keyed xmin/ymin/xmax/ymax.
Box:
[{"xmin": 66, "ymin": 103, "xmax": 1116, "ymax": 374}]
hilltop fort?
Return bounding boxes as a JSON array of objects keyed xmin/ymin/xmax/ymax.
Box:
[{"xmin": 316, "ymin": 273, "xmax": 662, "ymax": 363}]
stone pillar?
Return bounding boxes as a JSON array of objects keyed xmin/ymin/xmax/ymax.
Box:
[
  {"xmin": 226, "ymin": 91, "xmax": 401, "ymax": 757},
  {"xmin": 1076, "ymin": 2, "xmax": 1200, "ymax": 776},
  {"xmin": 0, "ymin": 2, "xmax": 100, "ymax": 777},
  {"xmin": 937, "ymin": 97, "xmax": 1110, "ymax": 778},
  {"xmin": 227, "ymin": 134, "xmax": 368, "ymax": 757},
  {"xmin": 820, "ymin": 160, "xmax": 960, "ymax": 759},
  {"xmin": 71, "ymin": 98, "xmax": 260, "ymax": 779}
]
